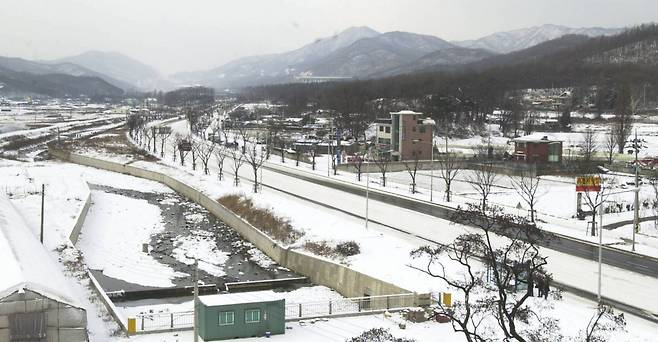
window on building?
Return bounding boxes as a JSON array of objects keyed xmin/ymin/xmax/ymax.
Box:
[
  {"xmin": 412, "ymin": 126, "xmax": 416, "ymax": 132},
  {"xmin": 385, "ymin": 126, "xmax": 390, "ymax": 133},
  {"xmin": 379, "ymin": 126, "xmax": 383, "ymax": 132},
  {"xmin": 245, "ymin": 309, "xmax": 261, "ymax": 323},
  {"xmin": 218, "ymin": 311, "xmax": 235, "ymax": 326},
  {"xmin": 419, "ymin": 126, "xmax": 426, "ymax": 133}
]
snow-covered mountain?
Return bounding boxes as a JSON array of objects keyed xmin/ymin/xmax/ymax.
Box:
[
  {"xmin": 173, "ymin": 26, "xmax": 381, "ymax": 88},
  {"xmin": 453, "ymin": 24, "xmax": 623, "ymax": 54},
  {"xmin": 305, "ymin": 31, "xmax": 455, "ymax": 78},
  {"xmin": 51, "ymin": 51, "xmax": 168, "ymax": 91}
]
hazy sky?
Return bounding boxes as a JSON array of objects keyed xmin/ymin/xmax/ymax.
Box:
[{"xmin": 1, "ymin": 0, "xmax": 655, "ymax": 74}]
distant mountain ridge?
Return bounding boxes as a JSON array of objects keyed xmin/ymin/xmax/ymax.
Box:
[
  {"xmin": 452, "ymin": 24, "xmax": 623, "ymax": 54},
  {"xmin": 0, "ymin": 55, "xmax": 123, "ymax": 97},
  {"xmin": 173, "ymin": 26, "xmax": 382, "ymax": 88},
  {"xmin": 172, "ymin": 27, "xmax": 475, "ymax": 88},
  {"xmin": 50, "ymin": 51, "xmax": 169, "ymax": 91},
  {"xmin": 175, "ymin": 24, "xmax": 624, "ymax": 89}
]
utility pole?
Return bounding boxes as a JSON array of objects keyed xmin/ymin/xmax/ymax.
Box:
[
  {"xmin": 597, "ymin": 193, "xmax": 604, "ymax": 304},
  {"xmin": 633, "ymin": 129, "xmax": 640, "ymax": 251},
  {"xmin": 365, "ymin": 147, "xmax": 370, "ymax": 230},
  {"xmin": 193, "ymin": 259, "xmax": 199, "ymax": 342},
  {"xmin": 40, "ymin": 184, "xmax": 44, "ymax": 244}
]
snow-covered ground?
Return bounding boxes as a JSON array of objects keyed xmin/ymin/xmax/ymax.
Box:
[
  {"xmin": 45, "ymin": 120, "xmax": 658, "ymax": 340},
  {"xmin": 78, "ymin": 190, "xmax": 186, "ymax": 287}
]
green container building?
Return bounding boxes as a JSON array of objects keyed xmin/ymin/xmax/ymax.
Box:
[{"xmin": 197, "ymin": 291, "xmax": 286, "ymax": 340}]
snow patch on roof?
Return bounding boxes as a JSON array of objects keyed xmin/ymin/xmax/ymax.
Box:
[
  {"xmin": 0, "ymin": 195, "xmax": 81, "ymax": 308},
  {"xmin": 513, "ymin": 133, "xmax": 561, "ymax": 142}
]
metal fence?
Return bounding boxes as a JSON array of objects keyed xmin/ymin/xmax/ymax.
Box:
[
  {"xmin": 285, "ymin": 293, "xmax": 417, "ymax": 319},
  {"xmin": 132, "ymin": 293, "xmax": 417, "ymax": 333},
  {"xmin": 134, "ymin": 311, "xmax": 194, "ymax": 332}
]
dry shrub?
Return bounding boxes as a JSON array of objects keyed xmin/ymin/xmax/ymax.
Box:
[
  {"xmin": 218, "ymin": 194, "xmax": 304, "ymax": 244},
  {"xmin": 304, "ymin": 240, "xmax": 361, "ymax": 259},
  {"xmin": 303, "ymin": 240, "xmax": 334, "ymax": 257}
]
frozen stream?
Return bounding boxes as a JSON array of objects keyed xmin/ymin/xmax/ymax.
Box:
[{"xmin": 79, "ymin": 184, "xmax": 299, "ymax": 292}]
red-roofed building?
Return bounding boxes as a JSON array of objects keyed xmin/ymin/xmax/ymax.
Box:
[{"xmin": 513, "ymin": 134, "xmax": 562, "ymax": 163}]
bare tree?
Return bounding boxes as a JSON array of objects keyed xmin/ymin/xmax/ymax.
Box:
[
  {"xmin": 236, "ymin": 124, "xmax": 249, "ymax": 154},
  {"xmin": 523, "ymin": 111, "xmax": 538, "ymax": 136},
  {"xmin": 329, "ymin": 143, "xmax": 338, "ymax": 175},
  {"xmin": 150, "ymin": 126, "xmax": 158, "ymax": 154},
  {"xmin": 403, "ymin": 152, "xmax": 421, "ymax": 194},
  {"xmin": 468, "ymin": 162, "xmax": 499, "ymax": 210},
  {"xmin": 411, "ymin": 204, "xmax": 558, "ymax": 342},
  {"xmin": 373, "ymin": 151, "xmax": 391, "ymax": 187},
  {"xmin": 604, "ymin": 127, "xmax": 616, "ymax": 165},
  {"xmin": 582, "ymin": 175, "xmax": 613, "ymax": 236},
  {"xmin": 189, "ymin": 138, "xmax": 198, "ymax": 170},
  {"xmin": 510, "ymin": 172, "xmax": 542, "ymax": 222},
  {"xmin": 351, "ymin": 153, "xmax": 365, "ymax": 182},
  {"xmin": 581, "ymin": 305, "xmax": 626, "ymax": 342},
  {"xmin": 613, "ymin": 83, "xmax": 636, "ymax": 153},
  {"xmin": 196, "ymin": 140, "xmax": 215, "ymax": 175},
  {"xmin": 213, "ymin": 144, "xmax": 227, "ymax": 180},
  {"xmin": 246, "ymin": 144, "xmax": 266, "ymax": 193},
  {"xmin": 294, "ymin": 145, "xmax": 302, "ymax": 167},
  {"xmin": 230, "ymin": 150, "xmax": 245, "ymax": 186},
  {"xmin": 159, "ymin": 128, "xmax": 172, "ymax": 158},
  {"xmin": 142, "ymin": 128, "xmax": 152, "ymax": 150},
  {"xmin": 438, "ymin": 153, "xmax": 462, "ymax": 202},
  {"xmin": 581, "ymin": 128, "xmax": 598, "ymax": 165},
  {"xmin": 170, "ymin": 134, "xmax": 180, "ymax": 163},
  {"xmin": 178, "ymin": 138, "xmax": 191, "ymax": 166},
  {"xmin": 309, "ymin": 144, "xmax": 318, "ymax": 170}
]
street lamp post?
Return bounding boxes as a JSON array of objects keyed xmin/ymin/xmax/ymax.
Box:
[{"xmin": 430, "ymin": 140, "xmax": 434, "ymax": 202}]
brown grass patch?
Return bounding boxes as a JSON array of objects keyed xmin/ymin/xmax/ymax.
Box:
[
  {"xmin": 304, "ymin": 240, "xmax": 361, "ymax": 259},
  {"xmin": 217, "ymin": 194, "xmax": 304, "ymax": 244}
]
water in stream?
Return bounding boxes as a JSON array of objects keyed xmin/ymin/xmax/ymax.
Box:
[{"xmin": 87, "ymin": 184, "xmax": 299, "ymax": 292}]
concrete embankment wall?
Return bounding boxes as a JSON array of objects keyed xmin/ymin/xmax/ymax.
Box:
[
  {"xmin": 68, "ymin": 182, "xmax": 91, "ymax": 245},
  {"xmin": 49, "ymin": 148, "xmax": 424, "ymax": 303}
]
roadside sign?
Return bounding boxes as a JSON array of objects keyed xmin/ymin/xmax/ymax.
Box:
[
  {"xmin": 157, "ymin": 126, "xmax": 172, "ymax": 134},
  {"xmin": 576, "ymin": 176, "xmax": 601, "ymax": 192}
]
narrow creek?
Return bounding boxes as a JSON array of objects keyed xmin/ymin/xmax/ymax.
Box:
[{"xmin": 86, "ymin": 183, "xmax": 300, "ymax": 292}]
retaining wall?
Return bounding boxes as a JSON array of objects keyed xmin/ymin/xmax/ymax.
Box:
[
  {"xmin": 49, "ymin": 148, "xmax": 425, "ymax": 304},
  {"xmin": 68, "ymin": 182, "xmax": 91, "ymax": 244}
]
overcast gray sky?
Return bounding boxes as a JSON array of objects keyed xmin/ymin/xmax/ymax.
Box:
[{"xmin": 0, "ymin": 0, "xmax": 655, "ymax": 74}]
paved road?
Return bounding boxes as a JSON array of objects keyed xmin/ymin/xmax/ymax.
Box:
[{"xmin": 261, "ymin": 162, "xmax": 658, "ymax": 279}]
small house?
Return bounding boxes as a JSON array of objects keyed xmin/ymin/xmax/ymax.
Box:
[
  {"xmin": 512, "ymin": 134, "xmax": 562, "ymax": 163},
  {"xmin": 197, "ymin": 291, "xmax": 285, "ymax": 341}
]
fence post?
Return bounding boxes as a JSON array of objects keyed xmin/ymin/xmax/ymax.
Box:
[
  {"xmin": 386, "ymin": 296, "xmax": 390, "ymax": 310},
  {"xmin": 358, "ymin": 299, "xmax": 361, "ymax": 312},
  {"xmin": 298, "ymin": 303, "xmax": 302, "ymax": 318},
  {"xmin": 141, "ymin": 316, "xmax": 145, "ymax": 331},
  {"xmin": 171, "ymin": 313, "xmax": 174, "ymax": 328},
  {"xmin": 329, "ymin": 301, "xmax": 332, "ymax": 315}
]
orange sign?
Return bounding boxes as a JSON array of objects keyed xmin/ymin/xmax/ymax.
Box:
[{"xmin": 576, "ymin": 176, "xmax": 601, "ymax": 192}]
